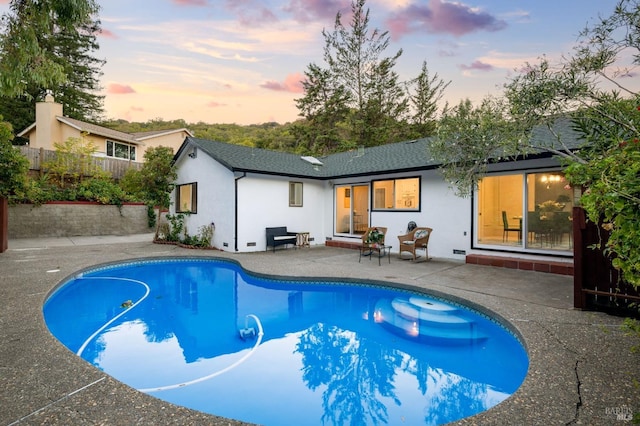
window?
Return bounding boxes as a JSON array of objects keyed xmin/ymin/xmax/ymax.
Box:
[
  {"xmin": 372, "ymin": 177, "xmax": 420, "ymax": 210},
  {"xmin": 176, "ymin": 182, "xmax": 197, "ymax": 213},
  {"xmin": 475, "ymin": 171, "xmax": 574, "ymax": 252},
  {"xmin": 289, "ymin": 182, "xmax": 303, "ymax": 207},
  {"xmin": 106, "ymin": 140, "xmax": 136, "ymax": 161}
]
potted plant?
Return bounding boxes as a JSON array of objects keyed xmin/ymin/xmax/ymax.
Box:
[{"xmin": 366, "ymin": 227, "xmax": 385, "ymax": 248}]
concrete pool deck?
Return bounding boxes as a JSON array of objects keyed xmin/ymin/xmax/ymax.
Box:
[{"xmin": 1, "ymin": 235, "xmax": 638, "ymax": 425}]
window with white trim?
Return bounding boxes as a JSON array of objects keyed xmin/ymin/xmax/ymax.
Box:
[
  {"xmin": 289, "ymin": 182, "xmax": 303, "ymax": 207},
  {"xmin": 106, "ymin": 140, "xmax": 136, "ymax": 160}
]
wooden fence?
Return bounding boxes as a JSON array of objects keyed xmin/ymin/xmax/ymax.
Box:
[
  {"xmin": 573, "ymin": 206, "xmax": 640, "ymax": 317},
  {"xmin": 19, "ymin": 146, "xmax": 142, "ymax": 180}
]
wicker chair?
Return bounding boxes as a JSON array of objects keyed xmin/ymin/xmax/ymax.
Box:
[{"xmin": 398, "ymin": 227, "xmax": 432, "ymax": 262}]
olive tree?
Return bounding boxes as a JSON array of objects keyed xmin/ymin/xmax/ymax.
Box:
[{"xmin": 431, "ymin": 0, "xmax": 640, "ymax": 289}]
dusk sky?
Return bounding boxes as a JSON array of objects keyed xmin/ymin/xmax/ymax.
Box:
[{"xmin": 0, "ymin": 0, "xmax": 635, "ymax": 125}]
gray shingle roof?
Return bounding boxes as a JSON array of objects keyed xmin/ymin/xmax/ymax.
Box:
[{"xmin": 182, "ymin": 118, "xmax": 584, "ymax": 180}]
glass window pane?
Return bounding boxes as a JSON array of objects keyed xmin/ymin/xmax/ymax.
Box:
[
  {"xmin": 114, "ymin": 142, "xmax": 129, "ymax": 159},
  {"xmin": 176, "ymin": 183, "xmax": 197, "ymax": 213},
  {"xmin": 395, "ymin": 178, "xmax": 419, "ymax": 209},
  {"xmin": 106, "ymin": 140, "xmax": 113, "ymax": 157},
  {"xmin": 526, "ymin": 172, "xmax": 573, "ymax": 251},
  {"xmin": 477, "ymin": 175, "xmax": 523, "ymax": 247},
  {"xmin": 130, "ymin": 146, "xmax": 136, "ymax": 161},
  {"xmin": 373, "ymin": 180, "xmax": 393, "ymax": 209},
  {"xmin": 289, "ymin": 182, "xmax": 303, "ymax": 207}
]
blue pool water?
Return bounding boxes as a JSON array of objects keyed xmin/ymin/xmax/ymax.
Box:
[{"xmin": 43, "ymin": 258, "xmax": 528, "ymax": 426}]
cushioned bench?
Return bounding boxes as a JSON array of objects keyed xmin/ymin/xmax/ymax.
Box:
[{"xmin": 266, "ymin": 226, "xmax": 298, "ymax": 252}]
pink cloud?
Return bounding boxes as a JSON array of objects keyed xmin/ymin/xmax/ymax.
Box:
[
  {"xmin": 386, "ymin": 0, "xmax": 507, "ymax": 40},
  {"xmin": 172, "ymin": 0, "xmax": 207, "ymax": 5},
  {"xmin": 207, "ymin": 101, "xmax": 227, "ymax": 108},
  {"xmin": 458, "ymin": 60, "xmax": 494, "ymax": 71},
  {"xmin": 107, "ymin": 83, "xmax": 136, "ymax": 94},
  {"xmin": 131, "ymin": 106, "xmax": 144, "ymax": 112},
  {"xmin": 260, "ymin": 73, "xmax": 304, "ymax": 93},
  {"xmin": 99, "ymin": 28, "xmax": 118, "ymax": 39},
  {"xmin": 225, "ymin": 0, "xmax": 277, "ymax": 26},
  {"xmin": 283, "ymin": 0, "xmax": 347, "ymax": 23}
]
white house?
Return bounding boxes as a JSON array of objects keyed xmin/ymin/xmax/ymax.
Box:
[{"xmin": 171, "ymin": 121, "xmax": 580, "ymax": 270}]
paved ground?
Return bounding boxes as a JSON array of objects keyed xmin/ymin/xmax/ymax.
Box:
[{"xmin": 1, "ymin": 235, "xmax": 638, "ymax": 425}]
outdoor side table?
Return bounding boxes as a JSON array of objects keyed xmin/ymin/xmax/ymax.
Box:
[
  {"xmin": 359, "ymin": 244, "xmax": 392, "ymax": 265},
  {"xmin": 296, "ymin": 232, "xmax": 310, "ymax": 248}
]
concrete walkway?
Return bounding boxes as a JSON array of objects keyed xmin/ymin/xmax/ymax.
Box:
[{"xmin": 1, "ymin": 236, "xmax": 638, "ymax": 425}]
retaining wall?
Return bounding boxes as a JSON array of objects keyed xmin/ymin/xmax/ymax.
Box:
[{"xmin": 8, "ymin": 202, "xmax": 152, "ymax": 239}]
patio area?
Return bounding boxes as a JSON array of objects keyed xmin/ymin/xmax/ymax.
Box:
[{"xmin": 1, "ymin": 235, "xmax": 638, "ymax": 425}]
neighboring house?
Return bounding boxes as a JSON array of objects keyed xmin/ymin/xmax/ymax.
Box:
[
  {"xmin": 172, "ymin": 120, "xmax": 582, "ymax": 265},
  {"xmin": 18, "ymin": 94, "xmax": 193, "ymax": 162}
]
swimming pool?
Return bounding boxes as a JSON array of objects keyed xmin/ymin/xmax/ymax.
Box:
[{"xmin": 44, "ymin": 257, "xmax": 529, "ymax": 425}]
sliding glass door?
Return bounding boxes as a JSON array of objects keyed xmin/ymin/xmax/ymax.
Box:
[
  {"xmin": 335, "ymin": 184, "xmax": 369, "ymax": 235},
  {"xmin": 476, "ymin": 171, "xmax": 574, "ymax": 252}
]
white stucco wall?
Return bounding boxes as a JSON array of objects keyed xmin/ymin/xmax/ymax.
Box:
[
  {"xmin": 174, "ymin": 144, "xmax": 567, "ymax": 260},
  {"xmin": 327, "ymin": 170, "xmax": 471, "ymax": 261},
  {"xmin": 173, "ymin": 151, "xmax": 236, "ymax": 251},
  {"xmin": 236, "ymin": 174, "xmax": 327, "ymax": 252}
]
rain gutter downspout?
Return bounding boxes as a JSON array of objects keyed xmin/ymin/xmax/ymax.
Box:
[{"xmin": 234, "ymin": 172, "xmax": 247, "ymax": 252}]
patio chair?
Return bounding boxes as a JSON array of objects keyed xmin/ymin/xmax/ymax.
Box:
[
  {"xmin": 398, "ymin": 227, "xmax": 432, "ymax": 262},
  {"xmin": 502, "ymin": 211, "xmax": 521, "ymax": 242}
]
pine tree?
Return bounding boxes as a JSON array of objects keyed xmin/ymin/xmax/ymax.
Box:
[
  {"xmin": 408, "ymin": 61, "xmax": 451, "ymax": 138},
  {"xmin": 296, "ymin": 0, "xmax": 408, "ymax": 152},
  {"xmin": 0, "ymin": 0, "xmax": 104, "ymax": 139}
]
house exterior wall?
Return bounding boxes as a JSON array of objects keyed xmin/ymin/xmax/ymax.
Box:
[
  {"xmin": 173, "ymin": 142, "xmax": 571, "ymax": 261},
  {"xmin": 327, "ymin": 170, "xmax": 471, "ymax": 261},
  {"xmin": 137, "ymin": 132, "xmax": 190, "ymax": 159},
  {"xmin": 172, "ymin": 152, "xmax": 236, "ymax": 251},
  {"xmin": 236, "ymin": 174, "xmax": 326, "ymax": 252}
]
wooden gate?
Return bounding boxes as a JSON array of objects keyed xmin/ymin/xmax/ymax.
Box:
[{"xmin": 573, "ymin": 207, "xmax": 640, "ymax": 316}]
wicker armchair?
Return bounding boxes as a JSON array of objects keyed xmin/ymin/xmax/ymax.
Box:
[{"xmin": 398, "ymin": 227, "xmax": 432, "ymax": 262}]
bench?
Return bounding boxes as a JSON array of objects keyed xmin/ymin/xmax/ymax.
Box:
[{"xmin": 266, "ymin": 227, "xmax": 298, "ymax": 252}]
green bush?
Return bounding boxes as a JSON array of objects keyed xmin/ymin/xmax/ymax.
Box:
[{"xmin": 77, "ymin": 177, "xmax": 129, "ymax": 205}]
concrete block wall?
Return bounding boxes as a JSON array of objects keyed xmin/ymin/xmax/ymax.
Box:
[{"xmin": 8, "ymin": 202, "xmax": 152, "ymax": 238}]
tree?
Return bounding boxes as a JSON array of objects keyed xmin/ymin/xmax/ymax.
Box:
[
  {"xmin": 293, "ymin": 63, "xmax": 351, "ymax": 155},
  {"xmin": 0, "ymin": 0, "xmax": 100, "ymax": 98},
  {"xmin": 49, "ymin": 18, "xmax": 105, "ymax": 122},
  {"xmin": 0, "ymin": 117, "xmax": 29, "ymax": 252},
  {"xmin": 0, "ymin": 118, "xmax": 28, "ymax": 199},
  {"xmin": 408, "ymin": 61, "xmax": 451, "ymax": 138},
  {"xmin": 296, "ymin": 0, "xmax": 407, "ymax": 151},
  {"xmin": 0, "ymin": 2, "xmax": 105, "ymax": 134},
  {"xmin": 121, "ymin": 146, "xmax": 177, "ymax": 239},
  {"xmin": 430, "ymin": 97, "xmax": 527, "ymax": 197}
]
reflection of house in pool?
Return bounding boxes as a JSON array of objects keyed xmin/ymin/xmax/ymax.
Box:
[{"xmin": 157, "ymin": 272, "xmax": 524, "ymax": 392}]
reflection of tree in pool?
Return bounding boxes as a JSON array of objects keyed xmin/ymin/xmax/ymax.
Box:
[
  {"xmin": 296, "ymin": 322, "xmax": 403, "ymax": 425},
  {"xmin": 421, "ymin": 368, "xmax": 489, "ymax": 425}
]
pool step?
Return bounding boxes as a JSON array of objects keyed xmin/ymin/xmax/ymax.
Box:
[{"xmin": 375, "ymin": 296, "xmax": 488, "ymax": 344}]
